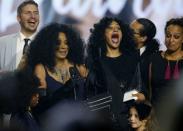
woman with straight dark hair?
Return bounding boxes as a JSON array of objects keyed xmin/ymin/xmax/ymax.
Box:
[{"xmin": 149, "ymin": 18, "xmax": 183, "ymax": 107}]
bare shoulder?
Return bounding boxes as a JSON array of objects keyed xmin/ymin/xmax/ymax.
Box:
[{"xmin": 35, "ymin": 64, "xmax": 45, "ymax": 73}]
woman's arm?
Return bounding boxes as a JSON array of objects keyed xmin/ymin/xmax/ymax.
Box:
[
  {"xmin": 132, "ymin": 92, "xmax": 146, "ymax": 102},
  {"xmin": 34, "ymin": 64, "xmax": 47, "ymax": 89}
]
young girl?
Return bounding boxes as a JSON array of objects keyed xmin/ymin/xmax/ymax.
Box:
[{"xmin": 128, "ymin": 102, "xmax": 153, "ymax": 131}]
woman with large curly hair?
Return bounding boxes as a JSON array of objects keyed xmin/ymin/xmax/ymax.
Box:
[
  {"xmin": 27, "ymin": 23, "xmax": 87, "ymax": 113},
  {"xmin": 86, "ymin": 17, "xmax": 146, "ymax": 131}
]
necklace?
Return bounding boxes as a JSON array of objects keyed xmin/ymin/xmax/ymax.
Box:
[
  {"xmin": 164, "ymin": 60, "xmax": 180, "ymax": 80},
  {"xmin": 163, "ymin": 51, "xmax": 183, "ymax": 61},
  {"xmin": 54, "ymin": 67, "xmax": 70, "ymax": 83},
  {"xmin": 163, "ymin": 51, "xmax": 182, "ymax": 80}
]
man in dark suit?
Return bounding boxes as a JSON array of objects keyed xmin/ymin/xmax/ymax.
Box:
[{"xmin": 130, "ymin": 18, "xmax": 160, "ymax": 100}]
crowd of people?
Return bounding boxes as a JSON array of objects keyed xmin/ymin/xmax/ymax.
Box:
[{"xmin": 0, "ymin": 0, "xmax": 183, "ymax": 131}]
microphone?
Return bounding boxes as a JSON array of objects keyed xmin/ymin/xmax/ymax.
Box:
[{"xmin": 69, "ymin": 67, "xmax": 81, "ymax": 81}]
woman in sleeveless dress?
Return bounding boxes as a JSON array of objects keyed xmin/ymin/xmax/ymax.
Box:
[{"xmin": 27, "ymin": 23, "xmax": 87, "ymax": 114}]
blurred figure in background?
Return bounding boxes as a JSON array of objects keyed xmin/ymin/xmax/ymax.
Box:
[
  {"xmin": 0, "ymin": 69, "xmax": 40, "ymax": 129},
  {"xmin": 10, "ymin": 72, "xmax": 40, "ymax": 131},
  {"xmin": 42, "ymin": 101, "xmax": 114, "ymax": 131}
]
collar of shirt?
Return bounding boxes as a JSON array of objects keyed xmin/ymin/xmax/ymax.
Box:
[
  {"xmin": 19, "ymin": 32, "xmax": 36, "ymax": 43},
  {"xmin": 139, "ymin": 46, "xmax": 146, "ymax": 56}
]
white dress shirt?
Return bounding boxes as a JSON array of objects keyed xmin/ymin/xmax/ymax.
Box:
[
  {"xmin": 139, "ymin": 46, "xmax": 146, "ymax": 56},
  {"xmin": 16, "ymin": 32, "xmax": 35, "ymax": 67}
]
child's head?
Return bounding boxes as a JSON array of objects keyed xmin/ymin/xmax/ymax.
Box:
[{"xmin": 128, "ymin": 102, "xmax": 152, "ymax": 129}]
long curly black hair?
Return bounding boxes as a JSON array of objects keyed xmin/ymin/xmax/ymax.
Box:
[
  {"xmin": 86, "ymin": 17, "xmax": 135, "ymax": 68},
  {"xmin": 27, "ymin": 23, "xmax": 85, "ymax": 71}
]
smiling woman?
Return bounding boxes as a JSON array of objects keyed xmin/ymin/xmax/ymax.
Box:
[{"xmin": 26, "ymin": 23, "xmax": 87, "ymax": 115}]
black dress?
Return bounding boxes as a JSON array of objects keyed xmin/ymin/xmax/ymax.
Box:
[
  {"xmin": 33, "ymin": 66, "xmax": 86, "ymax": 116},
  {"xmin": 150, "ymin": 52, "xmax": 183, "ymax": 106},
  {"xmin": 86, "ymin": 53, "xmax": 145, "ymax": 131}
]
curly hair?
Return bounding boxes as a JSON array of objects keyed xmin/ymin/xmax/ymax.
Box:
[
  {"xmin": 27, "ymin": 23, "xmax": 85, "ymax": 71},
  {"xmin": 86, "ymin": 17, "xmax": 135, "ymax": 68},
  {"xmin": 136, "ymin": 18, "xmax": 159, "ymax": 53}
]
